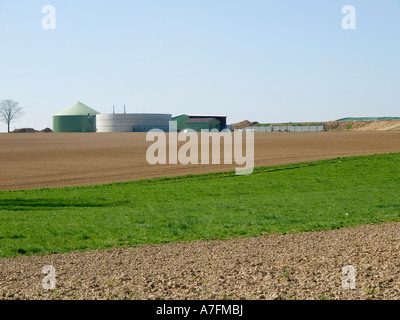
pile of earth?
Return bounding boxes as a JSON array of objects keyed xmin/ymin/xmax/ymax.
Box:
[
  {"xmin": 12, "ymin": 128, "xmax": 38, "ymax": 133},
  {"xmin": 325, "ymin": 120, "xmax": 400, "ymax": 132},
  {"xmin": 231, "ymin": 120, "xmax": 259, "ymax": 130},
  {"xmin": 12, "ymin": 128, "xmax": 53, "ymax": 133}
]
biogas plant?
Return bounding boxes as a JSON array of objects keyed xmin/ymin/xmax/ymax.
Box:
[
  {"xmin": 53, "ymin": 101, "xmax": 171, "ymax": 133},
  {"xmin": 52, "ymin": 102, "xmax": 227, "ymax": 133}
]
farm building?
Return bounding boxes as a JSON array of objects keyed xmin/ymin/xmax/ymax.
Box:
[
  {"xmin": 96, "ymin": 113, "xmax": 172, "ymax": 132},
  {"xmin": 53, "ymin": 102, "xmax": 100, "ymax": 133},
  {"xmin": 184, "ymin": 118, "xmax": 221, "ymax": 131},
  {"xmin": 172, "ymin": 114, "xmax": 227, "ymax": 132}
]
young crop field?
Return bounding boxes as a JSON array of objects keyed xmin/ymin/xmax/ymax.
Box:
[{"xmin": 1, "ymin": 153, "xmax": 400, "ymax": 259}]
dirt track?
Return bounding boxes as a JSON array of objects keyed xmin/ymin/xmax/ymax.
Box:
[
  {"xmin": 1, "ymin": 131, "xmax": 400, "ymax": 191},
  {"xmin": 1, "ymin": 222, "xmax": 400, "ymax": 300}
]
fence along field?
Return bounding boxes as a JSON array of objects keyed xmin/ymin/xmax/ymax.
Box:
[{"xmin": 236, "ymin": 125, "xmax": 325, "ymax": 133}]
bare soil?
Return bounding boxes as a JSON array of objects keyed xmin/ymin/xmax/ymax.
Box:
[
  {"xmin": 1, "ymin": 222, "xmax": 400, "ymax": 300},
  {"xmin": 350, "ymin": 120, "xmax": 400, "ymax": 131},
  {"xmin": 325, "ymin": 120, "xmax": 400, "ymax": 132},
  {"xmin": 1, "ymin": 131, "xmax": 400, "ymax": 191}
]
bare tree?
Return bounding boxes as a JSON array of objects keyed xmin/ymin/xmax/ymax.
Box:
[{"xmin": 0, "ymin": 100, "xmax": 24, "ymax": 133}]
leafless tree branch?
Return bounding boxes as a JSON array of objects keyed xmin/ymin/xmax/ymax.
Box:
[{"xmin": 0, "ymin": 99, "xmax": 24, "ymax": 133}]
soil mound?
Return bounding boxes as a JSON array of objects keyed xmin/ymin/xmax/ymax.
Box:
[
  {"xmin": 325, "ymin": 120, "xmax": 400, "ymax": 132},
  {"xmin": 232, "ymin": 120, "xmax": 259, "ymax": 129},
  {"xmin": 353, "ymin": 120, "xmax": 400, "ymax": 131},
  {"xmin": 11, "ymin": 128, "xmax": 54, "ymax": 134},
  {"xmin": 12, "ymin": 128, "xmax": 38, "ymax": 133}
]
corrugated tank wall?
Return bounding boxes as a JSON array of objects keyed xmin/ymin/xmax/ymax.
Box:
[
  {"xmin": 53, "ymin": 115, "xmax": 97, "ymax": 133},
  {"xmin": 96, "ymin": 114, "xmax": 172, "ymax": 132}
]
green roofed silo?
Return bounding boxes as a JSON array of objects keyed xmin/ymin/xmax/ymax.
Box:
[{"xmin": 53, "ymin": 102, "xmax": 100, "ymax": 133}]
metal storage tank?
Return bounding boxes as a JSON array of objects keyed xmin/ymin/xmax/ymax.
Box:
[
  {"xmin": 53, "ymin": 102, "xmax": 100, "ymax": 133},
  {"xmin": 96, "ymin": 113, "xmax": 172, "ymax": 132}
]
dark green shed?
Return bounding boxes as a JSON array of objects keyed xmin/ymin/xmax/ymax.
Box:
[
  {"xmin": 172, "ymin": 114, "xmax": 227, "ymax": 132},
  {"xmin": 184, "ymin": 118, "xmax": 221, "ymax": 132}
]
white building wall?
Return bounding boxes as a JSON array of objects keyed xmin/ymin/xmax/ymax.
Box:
[{"xmin": 96, "ymin": 114, "xmax": 172, "ymax": 132}]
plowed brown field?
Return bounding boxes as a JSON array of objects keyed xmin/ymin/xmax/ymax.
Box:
[
  {"xmin": 1, "ymin": 131, "xmax": 400, "ymax": 191},
  {"xmin": 1, "ymin": 222, "xmax": 400, "ymax": 300}
]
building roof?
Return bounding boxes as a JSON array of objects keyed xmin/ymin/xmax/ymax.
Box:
[
  {"xmin": 55, "ymin": 102, "xmax": 100, "ymax": 116},
  {"xmin": 186, "ymin": 114, "xmax": 227, "ymax": 118},
  {"xmin": 185, "ymin": 118, "xmax": 221, "ymax": 123}
]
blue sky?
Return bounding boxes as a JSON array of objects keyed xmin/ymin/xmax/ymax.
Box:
[{"xmin": 0, "ymin": 0, "xmax": 399, "ymax": 131}]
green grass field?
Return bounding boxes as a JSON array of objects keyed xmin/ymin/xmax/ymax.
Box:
[{"xmin": 1, "ymin": 153, "xmax": 399, "ymax": 258}]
